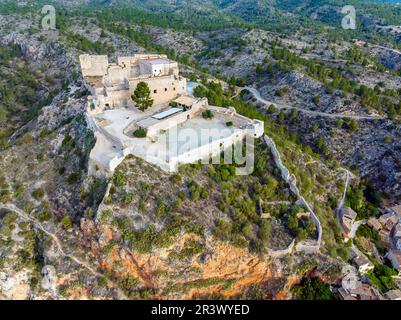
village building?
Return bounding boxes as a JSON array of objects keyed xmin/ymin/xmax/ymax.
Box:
[
  {"xmin": 348, "ymin": 247, "xmax": 374, "ymax": 275},
  {"xmin": 367, "ymin": 217, "xmax": 382, "ymax": 232},
  {"xmin": 379, "ymin": 212, "xmax": 398, "ymax": 231},
  {"xmin": 379, "ymin": 229, "xmax": 391, "ymax": 246},
  {"xmin": 352, "ymin": 255, "xmax": 374, "ymax": 274},
  {"xmin": 394, "ymin": 223, "xmax": 401, "ymax": 237},
  {"xmin": 385, "ymin": 289, "xmax": 401, "ymax": 300},
  {"xmin": 389, "ymin": 205, "xmax": 401, "ymax": 222},
  {"xmin": 340, "ymin": 207, "xmax": 358, "ymax": 234},
  {"xmin": 338, "ymin": 282, "xmax": 383, "ymax": 300},
  {"xmin": 136, "ymin": 96, "xmax": 206, "ymax": 138},
  {"xmin": 387, "ymin": 250, "xmax": 401, "ymax": 275},
  {"xmin": 391, "ymin": 223, "xmax": 401, "ymax": 250},
  {"xmin": 338, "ymin": 288, "xmax": 358, "ymax": 300}
]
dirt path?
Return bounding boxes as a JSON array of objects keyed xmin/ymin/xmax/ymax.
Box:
[
  {"xmin": 245, "ymin": 87, "xmax": 385, "ymax": 121},
  {"xmin": 0, "ymin": 203, "xmax": 127, "ymax": 299}
]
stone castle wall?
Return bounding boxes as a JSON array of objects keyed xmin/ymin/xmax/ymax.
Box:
[
  {"xmin": 81, "ymin": 54, "xmax": 186, "ymax": 110},
  {"xmin": 80, "ymin": 55, "xmax": 108, "ymax": 77},
  {"xmin": 128, "ymin": 75, "xmax": 187, "ymax": 107}
]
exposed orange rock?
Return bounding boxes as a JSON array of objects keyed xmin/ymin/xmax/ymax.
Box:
[{"xmin": 83, "ymin": 219, "xmax": 282, "ymax": 299}]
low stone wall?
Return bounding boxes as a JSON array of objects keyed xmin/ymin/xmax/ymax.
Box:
[
  {"xmin": 295, "ymin": 240, "xmax": 320, "ymax": 254},
  {"xmin": 268, "ymin": 239, "xmax": 296, "ymax": 258},
  {"xmin": 178, "ymin": 129, "xmax": 245, "ymax": 168}
]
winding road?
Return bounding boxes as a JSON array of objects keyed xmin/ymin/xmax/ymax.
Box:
[
  {"xmin": 338, "ymin": 169, "xmax": 353, "ymax": 211},
  {"xmin": 245, "ymin": 87, "xmax": 385, "ymax": 121}
]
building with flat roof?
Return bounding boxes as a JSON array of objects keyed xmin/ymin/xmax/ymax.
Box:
[
  {"xmin": 339, "ymin": 282, "xmax": 383, "ymax": 300},
  {"xmin": 340, "ymin": 207, "xmax": 358, "ymax": 234},
  {"xmin": 352, "ymin": 255, "xmax": 374, "ymax": 274},
  {"xmin": 367, "ymin": 217, "xmax": 382, "ymax": 232},
  {"xmin": 379, "ymin": 212, "xmax": 398, "ymax": 231},
  {"xmin": 80, "ymin": 54, "xmax": 186, "ymax": 111},
  {"xmin": 385, "ymin": 289, "xmax": 401, "ymax": 300},
  {"xmin": 387, "ymin": 249, "xmax": 401, "ymax": 275},
  {"xmin": 389, "ymin": 205, "xmax": 401, "ymax": 221}
]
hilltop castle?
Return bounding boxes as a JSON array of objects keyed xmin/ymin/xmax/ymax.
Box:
[
  {"xmin": 79, "ymin": 54, "xmax": 264, "ymax": 175},
  {"xmin": 80, "ymin": 53, "xmax": 187, "ymax": 111}
]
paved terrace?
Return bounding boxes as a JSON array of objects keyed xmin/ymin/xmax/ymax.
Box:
[{"xmin": 88, "ymin": 106, "xmax": 250, "ymax": 174}]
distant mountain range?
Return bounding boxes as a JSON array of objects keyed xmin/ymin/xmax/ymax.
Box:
[{"xmin": 3, "ymin": 0, "xmax": 401, "ymax": 30}]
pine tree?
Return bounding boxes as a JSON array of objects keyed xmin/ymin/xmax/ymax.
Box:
[{"xmin": 132, "ymin": 82, "xmax": 153, "ymax": 111}]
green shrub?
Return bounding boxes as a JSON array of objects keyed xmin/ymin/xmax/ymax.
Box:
[
  {"xmin": 100, "ymin": 210, "xmax": 113, "ymax": 224},
  {"xmin": 117, "ymin": 275, "xmax": 139, "ymax": 294},
  {"xmin": 267, "ymin": 104, "xmax": 276, "ymax": 113},
  {"xmin": 113, "ymin": 170, "xmax": 126, "ymax": 187},
  {"xmin": 133, "ymin": 128, "xmax": 147, "ymax": 138},
  {"xmin": 67, "ymin": 172, "xmax": 79, "ymax": 184},
  {"xmin": 14, "ymin": 184, "xmax": 24, "ymax": 199},
  {"xmin": 292, "ymin": 277, "xmax": 336, "ymax": 300},
  {"xmin": 367, "ymin": 265, "xmax": 398, "ymax": 292},
  {"xmin": 38, "ymin": 211, "xmax": 51, "ymax": 222},
  {"xmin": 61, "ymin": 215, "xmax": 73, "ymax": 229},
  {"xmin": 39, "ymin": 129, "xmax": 52, "ymax": 138},
  {"xmin": 156, "ymin": 201, "xmax": 169, "ymax": 218},
  {"xmin": 32, "ymin": 188, "xmax": 45, "ymax": 200},
  {"xmin": 213, "ymin": 219, "xmax": 233, "ymax": 240},
  {"xmin": 0, "ymin": 190, "xmax": 10, "ymax": 203},
  {"xmin": 348, "ymin": 119, "xmax": 359, "ymax": 133},
  {"xmin": 356, "ymin": 225, "xmax": 380, "ymax": 241},
  {"xmin": 61, "ymin": 135, "xmax": 76, "ymax": 152},
  {"xmin": 3, "ymin": 212, "xmax": 18, "ymax": 225},
  {"xmin": 258, "ymin": 220, "xmax": 271, "ymax": 242},
  {"xmin": 22, "ymin": 134, "xmax": 34, "ymax": 144},
  {"xmin": 170, "ymin": 173, "xmax": 182, "ymax": 184},
  {"xmin": 226, "ymin": 121, "xmax": 233, "ymax": 127},
  {"xmin": 188, "ymin": 180, "xmax": 208, "ymax": 201},
  {"xmin": 97, "ymin": 277, "xmax": 108, "ymax": 287},
  {"xmin": 202, "ymin": 109, "xmax": 214, "ymax": 119},
  {"xmin": 124, "ymin": 193, "xmax": 133, "ymax": 205},
  {"xmin": 184, "ymin": 222, "xmax": 204, "ymax": 236},
  {"xmin": 169, "ymin": 239, "xmax": 204, "ymax": 260},
  {"xmin": 242, "ymin": 222, "xmax": 254, "ymax": 238}
]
